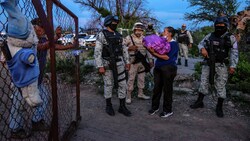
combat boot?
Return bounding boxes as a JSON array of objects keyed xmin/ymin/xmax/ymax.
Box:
[
  {"xmin": 138, "ymin": 88, "xmax": 150, "ymax": 100},
  {"xmin": 216, "ymin": 98, "xmax": 224, "ymax": 118},
  {"xmin": 185, "ymin": 59, "xmax": 188, "ymax": 67},
  {"xmin": 126, "ymin": 90, "xmax": 132, "ymax": 104},
  {"xmin": 177, "ymin": 58, "xmax": 181, "ymax": 65},
  {"xmin": 118, "ymin": 98, "xmax": 132, "ymax": 117},
  {"xmin": 190, "ymin": 92, "xmax": 204, "ymax": 109},
  {"xmin": 105, "ymin": 98, "xmax": 115, "ymax": 116}
]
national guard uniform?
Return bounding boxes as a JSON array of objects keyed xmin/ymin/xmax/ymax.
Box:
[
  {"xmin": 190, "ymin": 17, "xmax": 239, "ymax": 118},
  {"xmin": 94, "ymin": 15, "xmax": 131, "ymax": 117},
  {"xmin": 123, "ymin": 22, "xmax": 154, "ymax": 104}
]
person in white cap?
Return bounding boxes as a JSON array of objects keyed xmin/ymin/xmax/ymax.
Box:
[{"xmin": 124, "ymin": 22, "xmax": 154, "ymax": 104}]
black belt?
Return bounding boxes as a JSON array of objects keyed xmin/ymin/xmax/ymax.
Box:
[
  {"xmin": 103, "ymin": 58, "xmax": 122, "ymax": 62},
  {"xmin": 179, "ymin": 42, "xmax": 187, "ymax": 44},
  {"xmin": 116, "ymin": 58, "xmax": 122, "ymax": 62}
]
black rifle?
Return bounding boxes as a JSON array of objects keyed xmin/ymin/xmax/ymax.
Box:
[
  {"xmin": 207, "ymin": 41, "xmax": 216, "ymax": 86},
  {"xmin": 0, "ymin": 40, "xmax": 12, "ymax": 60},
  {"xmin": 130, "ymin": 35, "xmax": 151, "ymax": 73},
  {"xmin": 133, "ymin": 51, "xmax": 151, "ymax": 73},
  {"xmin": 102, "ymin": 31, "xmax": 119, "ymax": 89}
]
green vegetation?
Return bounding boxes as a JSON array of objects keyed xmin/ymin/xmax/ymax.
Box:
[
  {"xmin": 228, "ymin": 52, "xmax": 250, "ymax": 93},
  {"xmin": 185, "ymin": 0, "xmax": 239, "ymax": 24},
  {"xmin": 87, "ymin": 49, "xmax": 95, "ymax": 60},
  {"xmin": 189, "ymin": 26, "xmax": 213, "ymax": 57},
  {"xmin": 45, "ymin": 51, "xmax": 95, "ymax": 83},
  {"xmin": 193, "ymin": 62, "xmax": 202, "ymax": 80},
  {"xmin": 193, "ymin": 52, "xmax": 250, "ymax": 93}
]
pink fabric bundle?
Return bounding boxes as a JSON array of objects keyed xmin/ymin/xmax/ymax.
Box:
[{"xmin": 142, "ymin": 35, "xmax": 171, "ymax": 55}]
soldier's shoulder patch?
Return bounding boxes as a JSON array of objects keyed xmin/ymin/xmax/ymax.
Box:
[{"xmin": 230, "ymin": 34, "xmax": 237, "ymax": 42}]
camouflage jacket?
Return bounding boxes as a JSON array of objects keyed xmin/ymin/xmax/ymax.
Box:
[
  {"xmin": 198, "ymin": 32, "xmax": 239, "ymax": 68},
  {"xmin": 94, "ymin": 30, "xmax": 130, "ymax": 68}
]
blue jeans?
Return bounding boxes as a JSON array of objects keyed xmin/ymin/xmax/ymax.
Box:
[
  {"xmin": 0, "ymin": 0, "xmax": 30, "ymax": 39},
  {"xmin": 9, "ymin": 84, "xmax": 50, "ymax": 130}
]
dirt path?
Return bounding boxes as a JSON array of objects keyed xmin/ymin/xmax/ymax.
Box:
[{"xmin": 71, "ymin": 84, "xmax": 250, "ymax": 141}]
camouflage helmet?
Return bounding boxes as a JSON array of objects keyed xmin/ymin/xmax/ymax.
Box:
[
  {"xmin": 214, "ymin": 16, "xmax": 229, "ymax": 28},
  {"xmin": 132, "ymin": 22, "xmax": 145, "ymax": 31},
  {"xmin": 104, "ymin": 15, "xmax": 119, "ymax": 27}
]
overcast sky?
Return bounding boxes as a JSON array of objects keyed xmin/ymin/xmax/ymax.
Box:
[{"xmin": 61, "ymin": 0, "xmax": 248, "ymax": 30}]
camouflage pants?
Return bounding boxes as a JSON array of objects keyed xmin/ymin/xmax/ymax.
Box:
[
  {"xmin": 178, "ymin": 43, "xmax": 189, "ymax": 60},
  {"xmin": 102, "ymin": 61, "xmax": 127, "ymax": 99},
  {"xmin": 198, "ymin": 63, "xmax": 228, "ymax": 99},
  {"xmin": 127, "ymin": 62, "xmax": 145, "ymax": 91}
]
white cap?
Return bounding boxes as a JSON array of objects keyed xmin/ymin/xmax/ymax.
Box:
[{"xmin": 132, "ymin": 22, "xmax": 145, "ymax": 31}]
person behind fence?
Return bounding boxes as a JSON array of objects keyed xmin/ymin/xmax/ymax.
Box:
[
  {"xmin": 31, "ymin": 18, "xmax": 75, "ymax": 130},
  {"xmin": 0, "ymin": 0, "xmax": 42, "ymax": 138},
  {"xmin": 176, "ymin": 24, "xmax": 193, "ymax": 67},
  {"xmin": 94, "ymin": 15, "xmax": 132, "ymax": 117},
  {"xmin": 148, "ymin": 26, "xmax": 179, "ymax": 118},
  {"xmin": 190, "ymin": 16, "xmax": 238, "ymax": 118},
  {"xmin": 123, "ymin": 22, "xmax": 154, "ymax": 104},
  {"xmin": 9, "ymin": 17, "xmax": 75, "ymax": 139},
  {"xmin": 1, "ymin": 0, "xmax": 42, "ymax": 107}
]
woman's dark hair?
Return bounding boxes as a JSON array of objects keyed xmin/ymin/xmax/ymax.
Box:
[{"xmin": 165, "ymin": 26, "xmax": 175, "ymax": 37}]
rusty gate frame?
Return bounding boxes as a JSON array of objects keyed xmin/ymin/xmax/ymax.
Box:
[{"xmin": 31, "ymin": 0, "xmax": 81, "ymax": 140}]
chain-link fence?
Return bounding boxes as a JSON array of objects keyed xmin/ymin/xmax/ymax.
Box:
[{"xmin": 0, "ymin": 0, "xmax": 81, "ymax": 140}]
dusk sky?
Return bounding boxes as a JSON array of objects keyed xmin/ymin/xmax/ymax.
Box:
[{"xmin": 61, "ymin": 0, "xmax": 248, "ymax": 30}]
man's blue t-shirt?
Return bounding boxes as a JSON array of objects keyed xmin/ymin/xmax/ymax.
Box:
[
  {"xmin": 37, "ymin": 37, "xmax": 48, "ymax": 85},
  {"xmin": 155, "ymin": 39, "xmax": 179, "ymax": 68}
]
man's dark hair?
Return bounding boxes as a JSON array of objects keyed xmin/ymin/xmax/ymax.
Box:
[
  {"xmin": 31, "ymin": 18, "xmax": 43, "ymax": 27},
  {"xmin": 166, "ymin": 26, "xmax": 175, "ymax": 37}
]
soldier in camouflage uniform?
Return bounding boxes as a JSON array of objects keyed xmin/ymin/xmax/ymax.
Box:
[
  {"xmin": 177, "ymin": 24, "xmax": 193, "ymax": 67},
  {"xmin": 123, "ymin": 22, "xmax": 154, "ymax": 104},
  {"xmin": 190, "ymin": 17, "xmax": 239, "ymax": 118},
  {"xmin": 94, "ymin": 15, "xmax": 132, "ymax": 117}
]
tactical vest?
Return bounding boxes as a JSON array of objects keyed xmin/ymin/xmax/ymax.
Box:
[
  {"xmin": 102, "ymin": 29, "xmax": 123, "ymax": 59},
  {"xmin": 177, "ymin": 30, "xmax": 189, "ymax": 43},
  {"xmin": 207, "ymin": 32, "xmax": 232, "ymax": 63}
]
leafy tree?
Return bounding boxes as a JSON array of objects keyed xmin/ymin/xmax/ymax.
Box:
[
  {"xmin": 189, "ymin": 26, "xmax": 213, "ymax": 57},
  {"xmin": 184, "ymin": 0, "xmax": 240, "ymax": 25},
  {"xmin": 73, "ymin": 0, "xmax": 161, "ymax": 29}
]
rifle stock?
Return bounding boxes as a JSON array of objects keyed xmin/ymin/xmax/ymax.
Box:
[
  {"xmin": 102, "ymin": 31, "xmax": 119, "ymax": 89},
  {"xmin": 109, "ymin": 56, "xmax": 119, "ymax": 89},
  {"xmin": 0, "ymin": 40, "xmax": 12, "ymax": 60},
  {"xmin": 134, "ymin": 51, "xmax": 151, "ymax": 72}
]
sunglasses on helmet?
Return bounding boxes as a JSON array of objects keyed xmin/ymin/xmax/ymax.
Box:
[{"xmin": 113, "ymin": 16, "xmax": 119, "ymax": 21}]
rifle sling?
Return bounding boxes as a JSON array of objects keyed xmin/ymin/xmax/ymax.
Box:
[
  {"xmin": 130, "ymin": 35, "xmax": 136, "ymax": 46},
  {"xmin": 129, "ymin": 35, "xmax": 148, "ymax": 62},
  {"xmin": 117, "ymin": 70, "xmax": 126, "ymax": 82},
  {"xmin": 138, "ymin": 70, "xmax": 146, "ymax": 74}
]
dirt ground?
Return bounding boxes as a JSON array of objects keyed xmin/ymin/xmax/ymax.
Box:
[{"xmin": 70, "ymin": 84, "xmax": 250, "ymax": 141}]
